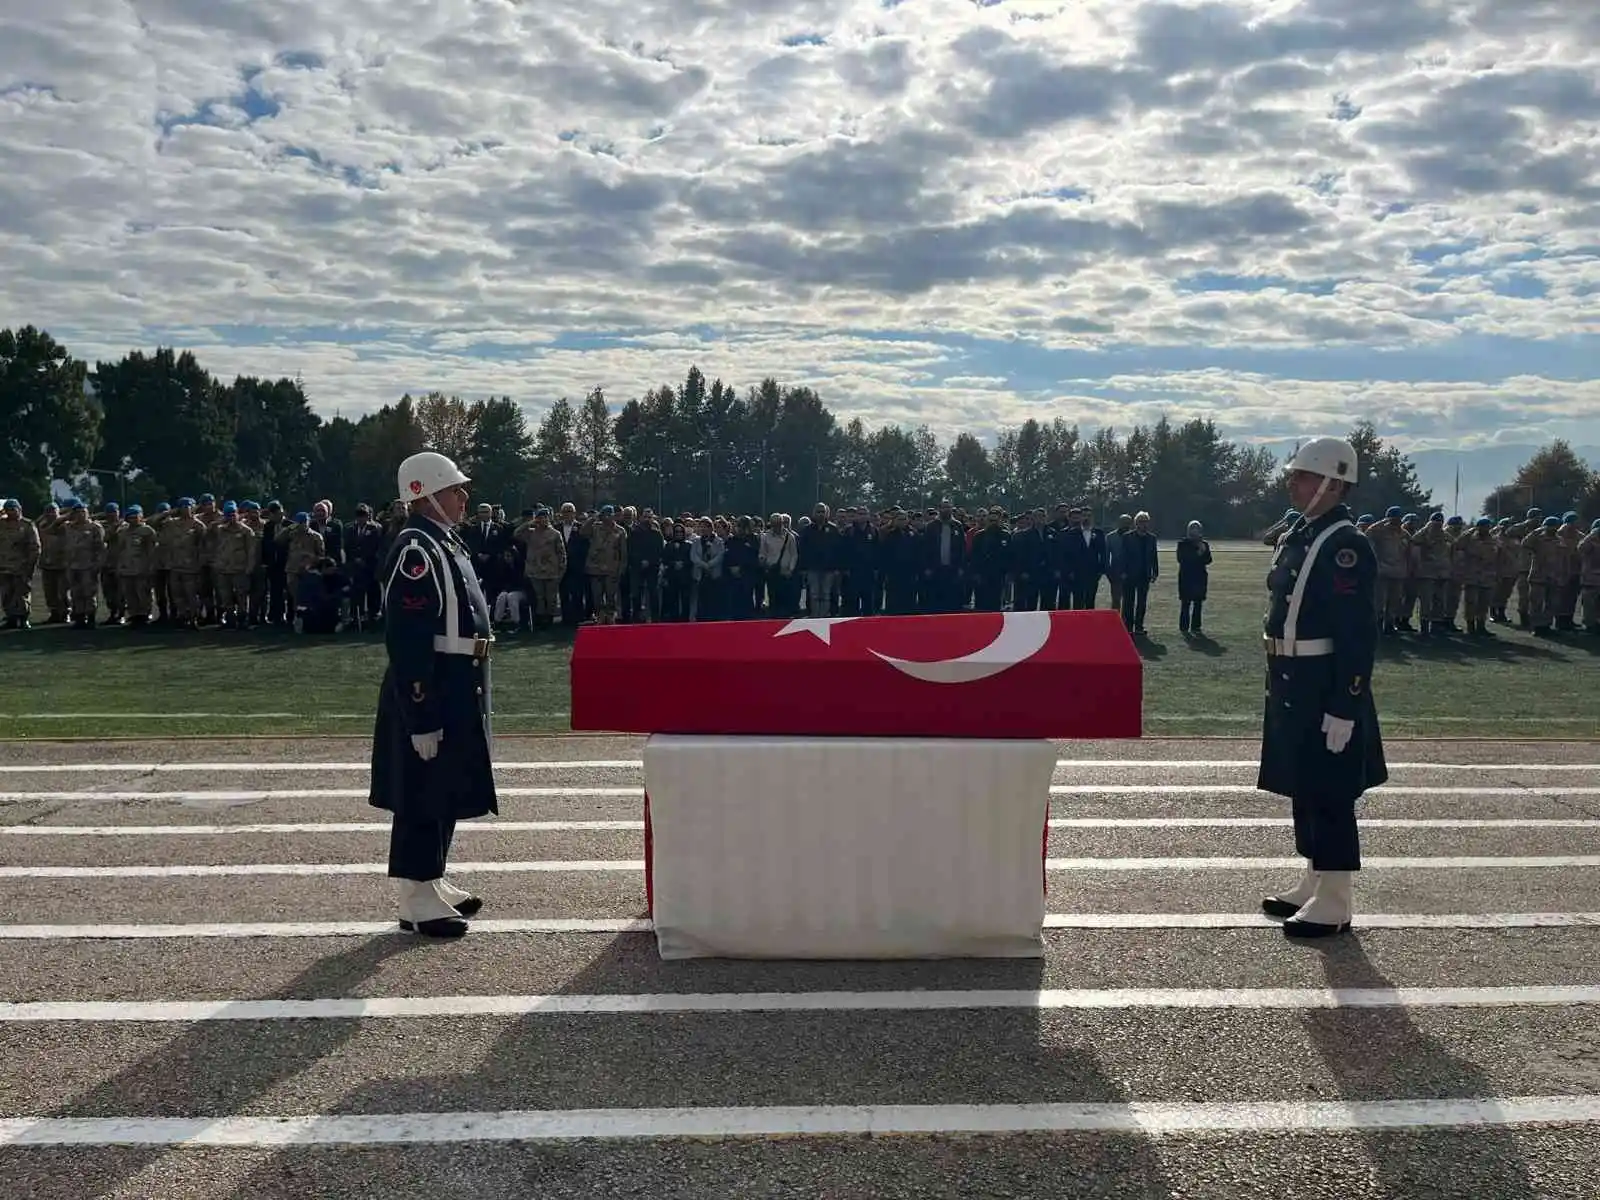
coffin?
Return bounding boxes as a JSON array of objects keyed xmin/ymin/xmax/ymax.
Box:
[{"xmin": 570, "ymin": 609, "xmax": 1142, "ymax": 739}]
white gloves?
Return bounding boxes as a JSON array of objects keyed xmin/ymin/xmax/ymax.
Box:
[
  {"xmin": 1321, "ymin": 714, "xmax": 1354, "ymax": 755},
  {"xmin": 411, "ymin": 730, "xmax": 443, "ymax": 761}
]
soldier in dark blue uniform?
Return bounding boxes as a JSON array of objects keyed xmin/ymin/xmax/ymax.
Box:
[
  {"xmin": 368, "ymin": 451, "xmax": 499, "ymax": 939},
  {"xmin": 1256, "ymin": 437, "xmax": 1388, "ymax": 938}
]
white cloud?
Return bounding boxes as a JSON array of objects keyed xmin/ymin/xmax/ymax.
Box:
[{"xmin": 0, "ymin": 0, "xmax": 1595, "ymax": 447}]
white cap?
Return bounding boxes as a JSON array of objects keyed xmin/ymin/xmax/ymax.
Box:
[
  {"xmin": 1287, "ymin": 437, "xmax": 1359, "ymax": 485},
  {"xmin": 397, "ymin": 451, "xmax": 470, "ymax": 503}
]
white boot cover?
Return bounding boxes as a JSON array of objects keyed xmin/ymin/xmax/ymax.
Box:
[
  {"xmin": 1290, "ymin": 870, "xmax": 1353, "ymax": 927},
  {"xmin": 396, "ymin": 878, "xmax": 462, "ymax": 924}
]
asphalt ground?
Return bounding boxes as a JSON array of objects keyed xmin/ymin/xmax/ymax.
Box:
[{"xmin": 0, "ymin": 737, "xmax": 1597, "ymax": 1198}]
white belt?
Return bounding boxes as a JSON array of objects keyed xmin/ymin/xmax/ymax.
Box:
[
  {"xmin": 1264, "ymin": 636, "xmax": 1333, "ymax": 657},
  {"xmin": 434, "ymin": 633, "xmax": 492, "ymax": 659}
]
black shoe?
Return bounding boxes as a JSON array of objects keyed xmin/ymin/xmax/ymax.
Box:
[
  {"xmin": 399, "ymin": 916, "xmax": 468, "ymax": 938},
  {"xmin": 452, "ymin": 896, "xmax": 484, "ymax": 918},
  {"xmin": 1283, "ymin": 918, "xmax": 1351, "ymax": 939},
  {"xmin": 1261, "ymin": 896, "xmax": 1304, "ymax": 919}
]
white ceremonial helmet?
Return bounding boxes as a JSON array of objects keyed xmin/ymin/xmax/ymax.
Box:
[
  {"xmin": 1287, "ymin": 437, "xmax": 1359, "ymax": 485},
  {"xmin": 397, "ymin": 451, "xmax": 470, "ymax": 503}
]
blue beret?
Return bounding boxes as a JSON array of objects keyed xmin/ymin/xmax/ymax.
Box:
[
  {"xmin": 1446, "ymin": 515, "xmax": 1464, "ymax": 525},
  {"xmin": 1475, "ymin": 517, "xmax": 1492, "ymax": 527},
  {"xmin": 1562, "ymin": 511, "xmax": 1577, "ymax": 524},
  {"xmin": 1592, "ymin": 518, "xmax": 1600, "ymax": 531},
  {"xmin": 63, "ymin": 497, "xmax": 83, "ymax": 509},
  {"xmin": 1385, "ymin": 506, "xmax": 1402, "ymax": 518},
  {"xmin": 1, "ymin": 499, "xmax": 18, "ymax": 511},
  {"xmin": 155, "ymin": 501, "xmax": 171, "ymax": 513},
  {"xmin": 1543, "ymin": 516, "xmax": 1560, "ymax": 528},
  {"xmin": 1527, "ymin": 508, "xmax": 1542, "ymax": 519},
  {"xmin": 600, "ymin": 504, "xmax": 615, "ymax": 515},
  {"xmin": 103, "ymin": 502, "xmax": 119, "ymax": 512},
  {"xmin": 242, "ymin": 500, "xmax": 260, "ymax": 511},
  {"xmin": 535, "ymin": 507, "xmax": 551, "ymax": 517},
  {"xmin": 294, "ymin": 511, "xmax": 310, "ymax": 523},
  {"xmin": 222, "ymin": 501, "xmax": 237, "ymax": 514},
  {"xmin": 126, "ymin": 504, "xmax": 143, "ymax": 515},
  {"xmin": 1283, "ymin": 508, "xmax": 1298, "ymax": 519},
  {"xmin": 176, "ymin": 497, "xmax": 194, "ymax": 508},
  {"xmin": 1498, "ymin": 517, "xmax": 1512, "ymax": 525},
  {"xmin": 199, "ymin": 493, "xmax": 215, "ymax": 503},
  {"xmin": 1357, "ymin": 514, "xmax": 1374, "ymax": 524}
]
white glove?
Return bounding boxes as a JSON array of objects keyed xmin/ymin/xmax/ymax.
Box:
[
  {"xmin": 411, "ymin": 730, "xmax": 443, "ymax": 761},
  {"xmin": 1321, "ymin": 714, "xmax": 1354, "ymax": 755}
]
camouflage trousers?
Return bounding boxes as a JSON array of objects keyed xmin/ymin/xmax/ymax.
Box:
[
  {"xmin": 68, "ymin": 569, "xmax": 98, "ymax": 620},
  {"xmin": 42, "ymin": 569, "xmax": 67, "ymax": 617},
  {"xmin": 1377, "ymin": 576, "xmax": 1406, "ymax": 621},
  {"xmin": 118, "ymin": 575, "xmax": 152, "ymax": 620},
  {"xmin": 0, "ymin": 572, "xmax": 29, "ymax": 617},
  {"xmin": 1579, "ymin": 586, "xmax": 1598, "ymax": 629},
  {"xmin": 1463, "ymin": 584, "xmax": 1492, "ymax": 624}
]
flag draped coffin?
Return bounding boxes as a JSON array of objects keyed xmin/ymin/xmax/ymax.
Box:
[{"xmin": 570, "ymin": 610, "xmax": 1142, "ymax": 738}]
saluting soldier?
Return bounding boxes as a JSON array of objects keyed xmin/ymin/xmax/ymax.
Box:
[
  {"xmin": 368, "ymin": 451, "xmax": 498, "ymax": 939},
  {"xmin": 1257, "ymin": 437, "xmax": 1388, "ymax": 939}
]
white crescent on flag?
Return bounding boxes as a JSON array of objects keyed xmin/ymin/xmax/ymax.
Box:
[
  {"xmin": 775, "ymin": 611, "xmax": 1053, "ymax": 684},
  {"xmin": 868, "ymin": 609, "xmax": 1052, "ymax": 683}
]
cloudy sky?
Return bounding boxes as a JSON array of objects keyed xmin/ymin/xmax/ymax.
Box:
[{"xmin": 2, "ymin": 0, "xmax": 1597, "ymax": 466}]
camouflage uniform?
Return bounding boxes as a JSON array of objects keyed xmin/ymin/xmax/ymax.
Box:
[
  {"xmin": 62, "ymin": 503, "xmax": 107, "ymax": 626},
  {"xmin": 1456, "ymin": 520, "xmax": 1500, "ymax": 635},
  {"xmin": 1364, "ymin": 510, "xmax": 1409, "ymax": 633},
  {"xmin": 114, "ymin": 509, "xmax": 159, "ymax": 624},
  {"xmin": 517, "ymin": 514, "xmax": 567, "ymax": 626},
  {"xmin": 37, "ymin": 509, "xmax": 68, "ymax": 622},
  {"xmin": 582, "ymin": 510, "xmax": 628, "ymax": 624},
  {"xmin": 0, "ymin": 500, "xmax": 41, "ymax": 627},
  {"xmin": 159, "ymin": 502, "xmax": 208, "ymax": 626},
  {"xmin": 1410, "ymin": 515, "xmax": 1451, "ymax": 634},
  {"xmin": 210, "ymin": 508, "xmax": 258, "ymax": 627},
  {"xmin": 1578, "ymin": 522, "xmax": 1600, "ymax": 633},
  {"xmin": 1522, "ymin": 518, "xmax": 1566, "ymax": 636}
]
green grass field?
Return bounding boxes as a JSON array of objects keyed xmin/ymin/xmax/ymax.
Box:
[{"xmin": 1, "ymin": 542, "xmax": 1595, "ymax": 739}]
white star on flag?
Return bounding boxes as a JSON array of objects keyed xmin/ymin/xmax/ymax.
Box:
[{"xmin": 774, "ymin": 617, "xmax": 859, "ymax": 644}]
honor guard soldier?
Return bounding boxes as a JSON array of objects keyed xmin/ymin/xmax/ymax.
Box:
[
  {"xmin": 1257, "ymin": 437, "xmax": 1388, "ymax": 938},
  {"xmin": 368, "ymin": 451, "xmax": 498, "ymax": 938}
]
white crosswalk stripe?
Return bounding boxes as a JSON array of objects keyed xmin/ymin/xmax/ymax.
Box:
[{"xmin": 0, "ymin": 738, "xmax": 1596, "ymax": 1196}]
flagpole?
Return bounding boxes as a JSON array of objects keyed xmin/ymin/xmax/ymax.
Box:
[{"xmin": 1453, "ymin": 462, "xmax": 1460, "ymax": 516}]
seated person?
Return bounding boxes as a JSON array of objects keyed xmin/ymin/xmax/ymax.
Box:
[{"xmin": 296, "ymin": 557, "xmax": 349, "ymax": 634}]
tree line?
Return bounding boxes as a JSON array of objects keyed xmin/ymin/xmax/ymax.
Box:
[{"xmin": 5, "ymin": 324, "xmax": 1593, "ymax": 537}]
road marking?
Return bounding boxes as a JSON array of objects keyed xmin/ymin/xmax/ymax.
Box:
[
  {"xmin": 3, "ymin": 1096, "xmax": 1597, "ymax": 1145},
  {"xmin": 6, "ymin": 817, "xmax": 1599, "ymax": 836},
  {"xmin": 4, "ymin": 785, "xmax": 1597, "ymax": 804},
  {"xmin": 0, "ymin": 912, "xmax": 1592, "ymax": 939},
  {"xmin": 5, "ymin": 985, "xmax": 1597, "ymax": 1024},
  {"xmin": 1, "ymin": 854, "xmax": 1595, "ymax": 879},
  {"xmin": 0, "ymin": 759, "xmax": 1595, "ymax": 773},
  {"xmin": 0, "ymin": 821, "xmax": 648, "ymax": 835}
]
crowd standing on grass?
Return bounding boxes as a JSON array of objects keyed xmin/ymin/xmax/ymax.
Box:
[{"xmin": 0, "ymin": 489, "xmax": 1596, "ymax": 639}]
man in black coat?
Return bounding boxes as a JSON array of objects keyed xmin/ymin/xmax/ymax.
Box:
[
  {"xmin": 368, "ymin": 451, "xmax": 499, "ymax": 939},
  {"xmin": 1257, "ymin": 436, "xmax": 1388, "ymax": 939}
]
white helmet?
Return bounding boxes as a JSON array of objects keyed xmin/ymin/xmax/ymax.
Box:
[
  {"xmin": 397, "ymin": 451, "xmax": 470, "ymax": 503},
  {"xmin": 1288, "ymin": 437, "xmax": 1359, "ymax": 485}
]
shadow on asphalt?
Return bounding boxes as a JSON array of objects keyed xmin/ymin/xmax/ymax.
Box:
[
  {"xmin": 1302, "ymin": 937, "xmax": 1537, "ymax": 1199},
  {"xmin": 213, "ymin": 938, "xmax": 1183, "ymax": 1200},
  {"xmin": 8, "ymin": 936, "xmax": 422, "ymax": 1200}
]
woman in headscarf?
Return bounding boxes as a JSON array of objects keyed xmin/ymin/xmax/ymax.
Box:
[{"xmin": 1176, "ymin": 519, "xmax": 1213, "ymax": 635}]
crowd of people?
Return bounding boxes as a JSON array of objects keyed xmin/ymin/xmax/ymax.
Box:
[
  {"xmin": 1293, "ymin": 506, "xmax": 1600, "ymax": 638},
  {"xmin": 0, "ymin": 491, "xmax": 1596, "ymax": 638}
]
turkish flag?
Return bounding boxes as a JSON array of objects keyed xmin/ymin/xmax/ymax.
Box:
[{"xmin": 570, "ymin": 609, "xmax": 1142, "ymax": 739}]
